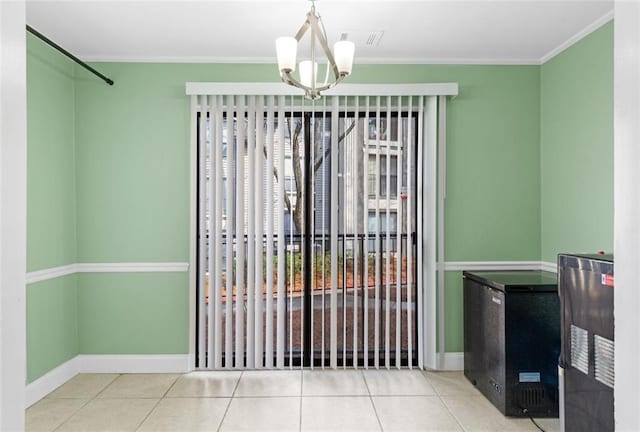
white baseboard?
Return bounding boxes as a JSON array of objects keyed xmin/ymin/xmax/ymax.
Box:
[
  {"xmin": 25, "ymin": 354, "xmax": 191, "ymax": 407},
  {"xmin": 25, "ymin": 356, "xmax": 80, "ymax": 408},
  {"xmin": 437, "ymin": 352, "xmax": 464, "ymax": 371},
  {"xmin": 76, "ymin": 354, "xmax": 191, "ymax": 374}
]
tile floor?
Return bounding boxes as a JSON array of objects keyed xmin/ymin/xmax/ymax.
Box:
[{"xmin": 26, "ymin": 370, "xmax": 560, "ymax": 432}]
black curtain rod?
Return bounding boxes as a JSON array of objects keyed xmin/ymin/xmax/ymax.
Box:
[{"xmin": 26, "ymin": 25, "xmax": 114, "ymax": 86}]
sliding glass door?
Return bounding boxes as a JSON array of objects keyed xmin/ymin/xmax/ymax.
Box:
[{"xmin": 195, "ymin": 95, "xmax": 419, "ymax": 369}]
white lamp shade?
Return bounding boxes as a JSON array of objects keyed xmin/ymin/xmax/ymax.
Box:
[
  {"xmin": 334, "ymin": 40, "xmax": 355, "ymax": 75},
  {"xmin": 276, "ymin": 37, "xmax": 298, "ymax": 72},
  {"xmin": 299, "ymin": 60, "xmax": 318, "ymax": 88}
]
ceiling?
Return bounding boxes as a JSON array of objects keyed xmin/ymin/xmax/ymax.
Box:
[{"xmin": 26, "ymin": 0, "xmax": 613, "ymax": 65}]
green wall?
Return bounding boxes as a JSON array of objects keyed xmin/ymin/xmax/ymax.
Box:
[
  {"xmin": 444, "ymin": 272, "xmax": 464, "ymax": 352},
  {"xmin": 72, "ymin": 62, "xmax": 540, "ymax": 355},
  {"xmin": 74, "ymin": 63, "xmax": 540, "ymax": 263},
  {"xmin": 27, "ymin": 276, "xmax": 78, "ymax": 382},
  {"xmin": 541, "ymin": 22, "xmax": 614, "ymax": 263},
  {"xmin": 26, "ymin": 34, "xmax": 79, "ymax": 382},
  {"xmin": 354, "ymin": 65, "xmax": 543, "ymax": 262},
  {"xmin": 77, "ymin": 273, "xmax": 188, "ymax": 354},
  {"xmin": 26, "ymin": 22, "xmax": 613, "ymax": 379},
  {"xmin": 27, "ymin": 35, "xmax": 77, "ymax": 272}
]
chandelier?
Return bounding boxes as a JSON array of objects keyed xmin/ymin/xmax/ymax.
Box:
[{"xmin": 275, "ymin": 1, "xmax": 355, "ymax": 100}]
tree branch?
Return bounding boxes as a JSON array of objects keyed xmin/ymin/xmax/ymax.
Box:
[
  {"xmin": 313, "ymin": 120, "xmax": 357, "ymax": 173},
  {"xmin": 262, "ymin": 135, "xmax": 293, "ymax": 215},
  {"xmin": 262, "ymin": 116, "xmax": 358, "ymax": 233}
]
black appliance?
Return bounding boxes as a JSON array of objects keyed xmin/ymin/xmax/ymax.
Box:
[
  {"xmin": 557, "ymin": 254, "xmax": 614, "ymax": 432},
  {"xmin": 463, "ymin": 270, "xmax": 560, "ymax": 417}
]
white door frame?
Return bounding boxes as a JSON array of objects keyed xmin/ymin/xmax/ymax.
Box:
[
  {"xmin": 186, "ymin": 83, "xmax": 457, "ymax": 370},
  {"xmin": 0, "ymin": 0, "xmax": 27, "ymax": 428}
]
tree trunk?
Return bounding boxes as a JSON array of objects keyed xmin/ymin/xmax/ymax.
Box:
[
  {"xmin": 291, "ymin": 120, "xmax": 304, "ymax": 235},
  {"xmin": 273, "ymin": 117, "xmax": 357, "ymax": 236}
]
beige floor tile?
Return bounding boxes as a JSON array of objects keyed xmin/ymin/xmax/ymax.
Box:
[
  {"xmin": 234, "ymin": 370, "xmax": 301, "ymax": 397},
  {"xmin": 301, "ymin": 396, "xmax": 381, "ymax": 431},
  {"xmin": 56, "ymin": 398, "xmax": 158, "ymax": 432},
  {"xmin": 302, "ymin": 370, "xmax": 369, "ymax": 396},
  {"xmin": 424, "ymin": 371, "xmax": 481, "ymax": 396},
  {"xmin": 372, "ymin": 396, "xmax": 463, "ymax": 431},
  {"xmin": 26, "ymin": 398, "xmax": 88, "ymax": 432},
  {"xmin": 98, "ymin": 373, "xmax": 180, "ymax": 398},
  {"xmin": 533, "ymin": 418, "xmax": 560, "ymax": 432},
  {"xmin": 46, "ymin": 374, "xmax": 119, "ymax": 399},
  {"xmin": 137, "ymin": 397, "xmax": 229, "ymax": 431},
  {"xmin": 363, "ymin": 369, "xmax": 436, "ymax": 396},
  {"xmin": 441, "ymin": 395, "xmax": 539, "ymax": 432},
  {"xmin": 219, "ymin": 397, "xmax": 300, "ymax": 431},
  {"xmin": 165, "ymin": 371, "xmax": 241, "ymax": 397}
]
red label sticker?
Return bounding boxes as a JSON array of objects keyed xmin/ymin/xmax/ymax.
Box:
[{"xmin": 601, "ymin": 274, "xmax": 614, "ymax": 287}]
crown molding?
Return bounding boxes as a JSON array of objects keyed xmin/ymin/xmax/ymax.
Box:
[
  {"xmin": 540, "ymin": 9, "xmax": 614, "ymax": 64},
  {"xmin": 359, "ymin": 57, "xmax": 540, "ymax": 65},
  {"xmin": 81, "ymin": 55, "xmax": 278, "ymax": 64},
  {"xmin": 82, "ymin": 55, "xmax": 541, "ymax": 65}
]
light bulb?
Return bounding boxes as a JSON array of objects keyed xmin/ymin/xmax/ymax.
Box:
[
  {"xmin": 299, "ymin": 60, "xmax": 318, "ymax": 87},
  {"xmin": 334, "ymin": 40, "xmax": 355, "ymax": 75},
  {"xmin": 276, "ymin": 37, "xmax": 297, "ymax": 72}
]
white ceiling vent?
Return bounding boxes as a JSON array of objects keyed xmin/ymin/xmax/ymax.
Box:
[{"xmin": 340, "ymin": 30, "xmax": 384, "ymax": 48}]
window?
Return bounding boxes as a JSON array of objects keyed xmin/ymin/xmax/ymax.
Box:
[
  {"xmin": 367, "ymin": 211, "xmax": 398, "ymax": 233},
  {"xmin": 368, "ymin": 154, "xmax": 398, "ymax": 198},
  {"xmin": 368, "ymin": 117, "xmax": 399, "ymax": 141}
]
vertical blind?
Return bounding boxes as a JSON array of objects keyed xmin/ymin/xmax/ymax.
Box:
[{"xmin": 190, "ymin": 84, "xmax": 456, "ymax": 370}]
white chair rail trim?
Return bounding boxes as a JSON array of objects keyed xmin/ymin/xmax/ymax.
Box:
[
  {"xmin": 26, "ymin": 261, "xmax": 556, "ymax": 285},
  {"xmin": 539, "ymin": 261, "xmax": 559, "ymax": 273},
  {"xmin": 26, "ymin": 262, "xmax": 190, "ymax": 284},
  {"xmin": 443, "ymin": 261, "xmax": 549, "ymax": 272},
  {"xmin": 25, "ymin": 264, "xmax": 77, "ymax": 284}
]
